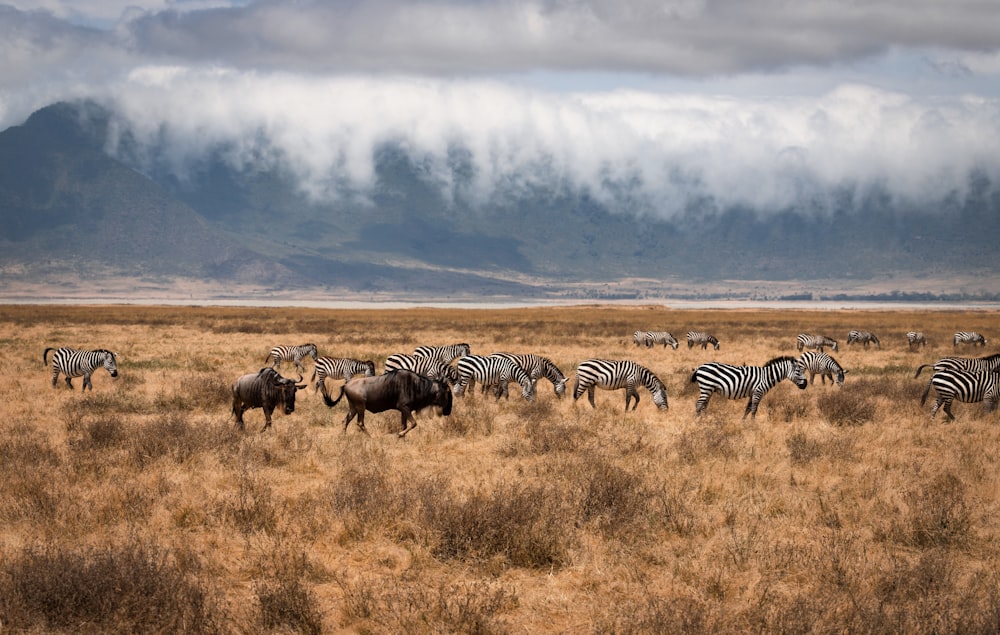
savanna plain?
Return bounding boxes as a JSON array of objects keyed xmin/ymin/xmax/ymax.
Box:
[{"xmin": 1, "ymin": 303, "xmax": 998, "ymax": 634}]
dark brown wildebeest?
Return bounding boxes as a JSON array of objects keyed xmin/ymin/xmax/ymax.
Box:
[
  {"xmin": 323, "ymin": 369, "xmax": 453, "ymax": 437},
  {"xmin": 231, "ymin": 367, "xmax": 306, "ymax": 431}
]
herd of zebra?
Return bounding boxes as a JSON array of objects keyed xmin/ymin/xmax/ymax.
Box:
[{"xmin": 41, "ymin": 327, "xmax": 995, "ymax": 427}]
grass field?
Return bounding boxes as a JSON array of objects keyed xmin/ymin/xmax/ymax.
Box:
[{"xmin": 1, "ymin": 303, "xmax": 998, "ymax": 634}]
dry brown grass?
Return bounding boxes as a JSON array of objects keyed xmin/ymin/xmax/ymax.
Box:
[{"xmin": 0, "ymin": 303, "xmax": 998, "ymax": 633}]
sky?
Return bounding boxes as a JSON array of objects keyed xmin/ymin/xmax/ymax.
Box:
[{"xmin": 3, "ymin": 0, "xmax": 1000, "ymax": 218}]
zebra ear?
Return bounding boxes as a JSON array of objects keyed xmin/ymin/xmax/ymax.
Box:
[{"xmin": 844, "ymin": 369, "xmax": 850, "ymax": 374}]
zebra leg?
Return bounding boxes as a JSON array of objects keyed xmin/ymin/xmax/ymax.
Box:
[
  {"xmin": 51, "ymin": 370, "xmax": 60, "ymax": 388},
  {"xmin": 744, "ymin": 392, "xmax": 764, "ymax": 420},
  {"xmin": 83, "ymin": 373, "xmax": 93, "ymax": 391},
  {"xmin": 943, "ymin": 399, "xmax": 956, "ymax": 422},
  {"xmin": 587, "ymin": 386, "xmax": 596, "ymax": 409},
  {"xmin": 929, "ymin": 398, "xmax": 943, "ymax": 419},
  {"xmin": 625, "ymin": 387, "xmax": 639, "ymax": 411},
  {"xmin": 694, "ymin": 390, "xmax": 711, "ymax": 415}
]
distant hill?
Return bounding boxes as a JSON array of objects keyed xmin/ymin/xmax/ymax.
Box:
[{"xmin": 2, "ymin": 100, "xmax": 999, "ymax": 299}]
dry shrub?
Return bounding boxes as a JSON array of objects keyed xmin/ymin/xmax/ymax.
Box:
[
  {"xmin": 328, "ymin": 448, "xmax": 412, "ymax": 540},
  {"xmin": 129, "ymin": 413, "xmax": 239, "ymax": 469},
  {"xmin": 817, "ymin": 390, "xmax": 877, "ymax": 426},
  {"xmin": 899, "ymin": 471, "xmax": 972, "ymax": 548},
  {"xmin": 253, "ymin": 549, "xmax": 324, "ymax": 635},
  {"xmin": 153, "ymin": 374, "xmax": 232, "ymax": 411},
  {"xmin": 593, "ymin": 594, "xmax": 712, "ymax": 635},
  {"xmin": 0, "ymin": 539, "xmax": 222, "ymax": 633},
  {"xmin": 675, "ymin": 416, "xmax": 741, "ymax": 464},
  {"xmin": 569, "ymin": 452, "xmax": 650, "ymax": 537},
  {"xmin": 220, "ymin": 467, "xmax": 278, "ymax": 536},
  {"xmin": 335, "ymin": 571, "xmax": 516, "ymax": 635},
  {"xmin": 519, "ymin": 415, "xmax": 584, "ymax": 455},
  {"xmin": 786, "ymin": 431, "xmax": 822, "ymax": 464},
  {"xmin": 0, "ymin": 422, "xmax": 61, "ymax": 468},
  {"xmin": 417, "ymin": 477, "xmax": 573, "ymax": 569}
]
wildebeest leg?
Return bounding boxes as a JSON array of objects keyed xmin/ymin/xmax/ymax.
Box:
[
  {"xmin": 342, "ymin": 408, "xmax": 357, "ymax": 431},
  {"xmin": 398, "ymin": 408, "xmax": 419, "ymax": 437},
  {"xmin": 262, "ymin": 406, "xmax": 275, "ymax": 432}
]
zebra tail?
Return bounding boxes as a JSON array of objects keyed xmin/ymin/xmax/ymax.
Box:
[
  {"xmin": 919, "ymin": 380, "xmax": 932, "ymax": 406},
  {"xmin": 43, "ymin": 347, "xmax": 55, "ymax": 365},
  {"xmin": 323, "ymin": 385, "xmax": 345, "ymax": 408},
  {"xmin": 914, "ymin": 364, "xmax": 932, "ymax": 379},
  {"xmin": 689, "ymin": 368, "xmax": 698, "ymax": 383}
]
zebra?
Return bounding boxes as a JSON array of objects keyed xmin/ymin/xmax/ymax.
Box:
[
  {"xmin": 454, "ymin": 354, "xmax": 534, "ymax": 401},
  {"xmin": 412, "ymin": 343, "xmax": 471, "ymax": 365},
  {"xmin": 648, "ymin": 332, "xmax": 679, "ymax": 349},
  {"xmin": 907, "ymin": 331, "xmax": 927, "ymax": 351},
  {"xmin": 914, "ymin": 353, "xmax": 1000, "ymax": 400},
  {"xmin": 43, "ymin": 346, "xmax": 119, "ymax": 391},
  {"xmin": 920, "ymin": 369, "xmax": 1000, "ymax": 421},
  {"xmin": 487, "ymin": 352, "xmax": 567, "ymax": 398},
  {"xmin": 384, "ymin": 353, "xmax": 461, "ymax": 386},
  {"xmin": 633, "ymin": 331, "xmax": 649, "ymax": 347},
  {"xmin": 953, "ymin": 332, "xmax": 988, "ymax": 348},
  {"xmin": 687, "ymin": 331, "xmax": 720, "ymax": 350},
  {"xmin": 846, "ymin": 330, "xmax": 880, "ymax": 349},
  {"xmin": 572, "ymin": 359, "xmax": 668, "ymax": 411},
  {"xmin": 690, "ymin": 356, "xmax": 808, "ymax": 420},
  {"xmin": 265, "ymin": 343, "xmax": 319, "ymax": 373},
  {"xmin": 796, "ymin": 334, "xmax": 838, "ymax": 353},
  {"xmin": 798, "ymin": 352, "xmax": 848, "ymax": 386},
  {"xmin": 311, "ymin": 357, "xmax": 376, "ymax": 394}
]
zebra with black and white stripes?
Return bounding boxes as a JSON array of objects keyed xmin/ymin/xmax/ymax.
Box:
[
  {"xmin": 796, "ymin": 334, "xmax": 838, "ymax": 353},
  {"xmin": 43, "ymin": 346, "xmax": 119, "ymax": 391},
  {"xmin": 384, "ymin": 353, "xmax": 461, "ymax": 386},
  {"xmin": 914, "ymin": 353, "xmax": 1000, "ymax": 400},
  {"xmin": 455, "ymin": 354, "xmax": 534, "ymax": 401},
  {"xmin": 846, "ymin": 330, "xmax": 880, "ymax": 349},
  {"xmin": 311, "ymin": 357, "xmax": 376, "ymax": 394},
  {"xmin": 573, "ymin": 359, "xmax": 668, "ymax": 411},
  {"xmin": 488, "ymin": 352, "xmax": 567, "ymax": 398},
  {"xmin": 798, "ymin": 352, "xmax": 848, "ymax": 386},
  {"xmin": 648, "ymin": 332, "xmax": 679, "ymax": 349},
  {"xmin": 413, "ymin": 343, "xmax": 471, "ymax": 365},
  {"xmin": 953, "ymin": 332, "xmax": 988, "ymax": 348},
  {"xmin": 920, "ymin": 369, "xmax": 1000, "ymax": 420},
  {"xmin": 690, "ymin": 356, "xmax": 808, "ymax": 419},
  {"xmin": 265, "ymin": 343, "xmax": 319, "ymax": 373},
  {"xmin": 687, "ymin": 331, "xmax": 720, "ymax": 350},
  {"xmin": 907, "ymin": 331, "xmax": 927, "ymax": 351}
]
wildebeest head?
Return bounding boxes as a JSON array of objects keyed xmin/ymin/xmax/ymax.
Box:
[
  {"xmin": 260, "ymin": 368, "xmax": 307, "ymax": 413},
  {"xmin": 432, "ymin": 378, "xmax": 453, "ymax": 416}
]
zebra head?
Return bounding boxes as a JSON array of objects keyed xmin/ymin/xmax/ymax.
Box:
[
  {"xmin": 651, "ymin": 381, "xmax": 669, "ymax": 410},
  {"xmin": 788, "ymin": 359, "xmax": 808, "ymax": 389},
  {"xmin": 99, "ymin": 349, "xmax": 119, "ymax": 378}
]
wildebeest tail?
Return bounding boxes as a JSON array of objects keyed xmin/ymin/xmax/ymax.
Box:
[
  {"xmin": 914, "ymin": 364, "xmax": 933, "ymax": 379},
  {"xmin": 323, "ymin": 385, "xmax": 345, "ymax": 408},
  {"xmin": 43, "ymin": 347, "xmax": 55, "ymax": 365}
]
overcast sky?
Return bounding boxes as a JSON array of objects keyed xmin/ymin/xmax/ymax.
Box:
[{"xmin": 3, "ymin": 0, "xmax": 1000, "ymax": 216}]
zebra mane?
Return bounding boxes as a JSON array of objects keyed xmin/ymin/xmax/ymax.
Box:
[{"xmin": 764, "ymin": 356, "xmax": 799, "ymax": 367}]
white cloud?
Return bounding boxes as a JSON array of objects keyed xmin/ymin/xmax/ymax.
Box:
[{"xmin": 97, "ymin": 69, "xmax": 1000, "ymax": 217}]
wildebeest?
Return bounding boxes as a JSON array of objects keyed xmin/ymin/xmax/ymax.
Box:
[
  {"xmin": 323, "ymin": 369, "xmax": 453, "ymax": 437},
  {"xmin": 231, "ymin": 368, "xmax": 306, "ymax": 431}
]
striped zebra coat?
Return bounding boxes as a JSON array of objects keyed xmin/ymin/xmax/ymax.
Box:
[
  {"xmin": 454, "ymin": 354, "xmax": 534, "ymax": 401},
  {"xmin": 43, "ymin": 347, "xmax": 119, "ymax": 391},
  {"xmin": 266, "ymin": 343, "xmax": 319, "ymax": 373},
  {"xmin": 920, "ymin": 369, "xmax": 1000, "ymax": 420},
  {"xmin": 953, "ymin": 332, "xmax": 988, "ymax": 348},
  {"xmin": 311, "ymin": 357, "xmax": 376, "ymax": 394},
  {"xmin": 796, "ymin": 334, "xmax": 838, "ymax": 353},
  {"xmin": 690, "ymin": 356, "xmax": 808, "ymax": 419},
  {"xmin": 490, "ymin": 352, "xmax": 567, "ymax": 397},
  {"xmin": 846, "ymin": 330, "xmax": 880, "ymax": 349},
  {"xmin": 687, "ymin": 331, "xmax": 720, "ymax": 350},
  {"xmin": 798, "ymin": 352, "xmax": 848, "ymax": 386},
  {"xmin": 914, "ymin": 353, "xmax": 1000, "ymax": 400},
  {"xmin": 412, "ymin": 343, "xmax": 471, "ymax": 365},
  {"xmin": 573, "ymin": 359, "xmax": 668, "ymax": 411},
  {"xmin": 907, "ymin": 331, "xmax": 927, "ymax": 351},
  {"xmin": 384, "ymin": 354, "xmax": 461, "ymax": 386}
]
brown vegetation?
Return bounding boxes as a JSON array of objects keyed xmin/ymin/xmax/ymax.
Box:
[{"xmin": 0, "ymin": 303, "xmax": 998, "ymax": 633}]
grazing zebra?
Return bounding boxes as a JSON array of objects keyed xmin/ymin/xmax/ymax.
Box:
[
  {"xmin": 633, "ymin": 331, "xmax": 678, "ymax": 349},
  {"xmin": 687, "ymin": 331, "xmax": 720, "ymax": 350},
  {"xmin": 846, "ymin": 330, "xmax": 880, "ymax": 349},
  {"xmin": 265, "ymin": 343, "xmax": 319, "ymax": 373},
  {"xmin": 311, "ymin": 357, "xmax": 376, "ymax": 394},
  {"xmin": 920, "ymin": 369, "xmax": 1000, "ymax": 421},
  {"xmin": 43, "ymin": 347, "xmax": 119, "ymax": 391},
  {"xmin": 487, "ymin": 352, "xmax": 568, "ymax": 398},
  {"xmin": 384, "ymin": 353, "xmax": 461, "ymax": 386},
  {"xmin": 573, "ymin": 359, "xmax": 668, "ymax": 411},
  {"xmin": 907, "ymin": 331, "xmax": 927, "ymax": 351},
  {"xmin": 914, "ymin": 353, "xmax": 1000, "ymax": 399},
  {"xmin": 690, "ymin": 356, "xmax": 808, "ymax": 419},
  {"xmin": 796, "ymin": 334, "xmax": 838, "ymax": 353},
  {"xmin": 953, "ymin": 332, "xmax": 988, "ymax": 348},
  {"xmin": 633, "ymin": 331, "xmax": 648, "ymax": 347},
  {"xmin": 454, "ymin": 354, "xmax": 534, "ymax": 401},
  {"xmin": 412, "ymin": 343, "xmax": 471, "ymax": 364},
  {"xmin": 798, "ymin": 352, "xmax": 848, "ymax": 386}
]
